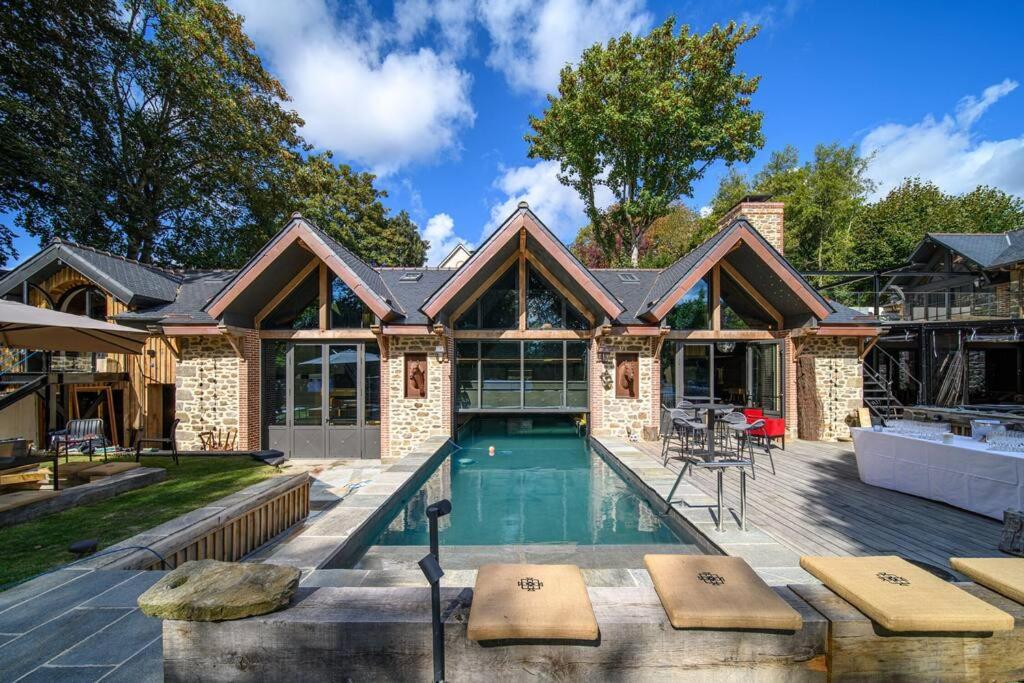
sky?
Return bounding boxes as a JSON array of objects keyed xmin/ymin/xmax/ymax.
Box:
[{"xmin": 8, "ymin": 0, "xmax": 1024, "ymax": 266}]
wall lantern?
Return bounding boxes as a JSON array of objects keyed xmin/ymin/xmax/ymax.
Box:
[{"xmin": 433, "ymin": 344, "xmax": 446, "ymax": 363}]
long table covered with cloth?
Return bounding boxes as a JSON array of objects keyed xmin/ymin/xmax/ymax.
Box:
[{"xmin": 852, "ymin": 427, "xmax": 1024, "ymax": 520}]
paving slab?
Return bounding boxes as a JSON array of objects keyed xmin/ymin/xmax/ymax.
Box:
[
  {"xmin": 17, "ymin": 665, "xmax": 115, "ymax": 682},
  {"xmin": 0, "ymin": 569, "xmax": 88, "ymax": 614},
  {"xmin": 98, "ymin": 636, "xmax": 162, "ymax": 683},
  {"xmin": 79, "ymin": 571, "xmax": 163, "ymax": 608},
  {"xmin": 0, "ymin": 570, "xmax": 136, "ymax": 634},
  {"xmin": 51, "ymin": 609, "xmax": 160, "ymax": 667}
]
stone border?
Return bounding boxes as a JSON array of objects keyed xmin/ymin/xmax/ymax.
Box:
[
  {"xmin": 592, "ymin": 436, "xmax": 814, "ymax": 585},
  {"xmin": 251, "ymin": 435, "xmax": 452, "ymax": 572},
  {"xmin": 75, "ymin": 473, "xmax": 310, "ymax": 571},
  {"xmin": 0, "ymin": 467, "xmax": 166, "ymax": 528}
]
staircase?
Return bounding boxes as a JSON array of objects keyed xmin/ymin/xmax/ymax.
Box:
[
  {"xmin": 862, "ymin": 363, "xmax": 902, "ymax": 423},
  {"xmin": 0, "ymin": 350, "xmax": 46, "ymax": 412}
]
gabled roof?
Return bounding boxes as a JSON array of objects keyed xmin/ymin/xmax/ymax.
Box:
[
  {"xmin": 0, "ymin": 239, "xmax": 181, "ymax": 305},
  {"xmin": 205, "ymin": 214, "xmax": 401, "ymax": 322},
  {"xmin": 378, "ymin": 268, "xmax": 456, "ymax": 325},
  {"xmin": 910, "ymin": 230, "xmax": 1024, "ymax": 270},
  {"xmin": 421, "ymin": 204, "xmax": 624, "ymax": 322},
  {"xmin": 437, "ymin": 244, "xmax": 472, "ymax": 269},
  {"xmin": 114, "ymin": 270, "xmax": 237, "ymax": 325},
  {"xmin": 590, "ymin": 270, "xmax": 661, "ymax": 325},
  {"xmin": 640, "ymin": 219, "xmax": 832, "ymax": 323}
]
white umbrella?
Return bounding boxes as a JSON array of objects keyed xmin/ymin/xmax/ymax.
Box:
[{"xmin": 0, "ymin": 299, "xmax": 148, "ymax": 354}]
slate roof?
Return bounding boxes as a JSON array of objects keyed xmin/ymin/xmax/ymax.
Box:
[
  {"xmin": 114, "ymin": 271, "xmax": 237, "ymax": 325},
  {"xmin": 378, "ymin": 268, "xmax": 456, "ymax": 325},
  {"xmin": 821, "ymin": 299, "xmax": 876, "ymax": 325},
  {"xmin": 304, "ymin": 220, "xmax": 402, "ymax": 314},
  {"xmin": 917, "ymin": 230, "xmax": 1024, "ymax": 269},
  {"xmin": 590, "ymin": 270, "xmax": 661, "ymax": 325}
]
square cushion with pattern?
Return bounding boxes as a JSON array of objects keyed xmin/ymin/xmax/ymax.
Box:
[
  {"xmin": 644, "ymin": 554, "xmax": 803, "ymax": 630},
  {"xmin": 951, "ymin": 557, "xmax": 1024, "ymax": 606},
  {"xmin": 467, "ymin": 564, "xmax": 598, "ymax": 641},
  {"xmin": 801, "ymin": 555, "xmax": 1014, "ymax": 632}
]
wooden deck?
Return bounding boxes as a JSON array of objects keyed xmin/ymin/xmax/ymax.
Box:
[{"xmin": 636, "ymin": 437, "xmax": 1005, "ymax": 573}]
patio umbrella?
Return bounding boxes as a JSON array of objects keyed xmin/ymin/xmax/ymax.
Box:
[{"xmin": 0, "ymin": 299, "xmax": 148, "ymax": 354}]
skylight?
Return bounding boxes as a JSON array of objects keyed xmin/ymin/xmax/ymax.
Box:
[
  {"xmin": 398, "ymin": 272, "xmax": 423, "ymax": 282},
  {"xmin": 617, "ymin": 273, "xmax": 641, "ymax": 283}
]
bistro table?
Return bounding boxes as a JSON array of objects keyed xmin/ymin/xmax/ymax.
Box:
[{"xmin": 665, "ymin": 403, "xmax": 749, "ymax": 531}]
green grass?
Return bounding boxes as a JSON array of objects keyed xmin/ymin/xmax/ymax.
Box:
[{"xmin": 0, "ymin": 455, "xmax": 277, "ymax": 588}]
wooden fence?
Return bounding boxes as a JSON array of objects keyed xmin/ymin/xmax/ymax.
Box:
[{"xmin": 142, "ymin": 476, "xmax": 310, "ymax": 570}]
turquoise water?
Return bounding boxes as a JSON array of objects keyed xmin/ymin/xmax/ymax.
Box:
[{"xmin": 373, "ymin": 417, "xmax": 686, "ymax": 546}]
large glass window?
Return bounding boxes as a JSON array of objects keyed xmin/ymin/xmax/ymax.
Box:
[
  {"xmin": 330, "ymin": 274, "xmax": 372, "ymax": 328},
  {"xmin": 293, "ymin": 345, "xmax": 323, "ymax": 425},
  {"xmin": 60, "ymin": 286, "xmax": 107, "ymax": 320},
  {"xmin": 681, "ymin": 344, "xmax": 711, "ymax": 399},
  {"xmin": 524, "ymin": 341, "xmax": 563, "ymax": 407},
  {"xmin": 664, "ymin": 277, "xmax": 710, "ymax": 329},
  {"xmin": 262, "ymin": 341, "xmax": 288, "ymax": 426},
  {"xmin": 327, "ymin": 345, "xmax": 358, "ymax": 426},
  {"xmin": 526, "ymin": 266, "xmax": 588, "ymax": 330},
  {"xmin": 457, "ymin": 341, "xmax": 588, "ymax": 410},
  {"xmin": 456, "ymin": 265, "xmax": 519, "ymax": 330},
  {"xmin": 263, "ymin": 272, "xmax": 319, "ymax": 330},
  {"xmin": 749, "ymin": 343, "xmax": 781, "ymax": 413},
  {"xmin": 719, "ymin": 271, "xmax": 774, "ymax": 330},
  {"xmin": 365, "ymin": 342, "xmax": 381, "ymax": 425}
]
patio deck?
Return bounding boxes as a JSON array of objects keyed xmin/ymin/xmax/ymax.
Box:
[{"xmin": 635, "ymin": 437, "xmax": 1005, "ymax": 573}]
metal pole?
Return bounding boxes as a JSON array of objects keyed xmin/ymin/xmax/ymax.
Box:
[
  {"xmin": 716, "ymin": 469, "xmax": 724, "ymax": 532},
  {"xmin": 739, "ymin": 468, "xmax": 747, "ymax": 531},
  {"xmin": 429, "ymin": 514, "xmax": 444, "ymax": 683}
]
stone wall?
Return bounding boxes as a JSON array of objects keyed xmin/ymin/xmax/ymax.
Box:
[
  {"xmin": 798, "ymin": 335, "xmax": 862, "ymax": 441},
  {"xmin": 718, "ymin": 200, "xmax": 785, "ymax": 254},
  {"xmin": 384, "ymin": 336, "xmax": 450, "ymax": 463},
  {"xmin": 591, "ymin": 334, "xmax": 656, "ymax": 440},
  {"xmin": 175, "ymin": 335, "xmax": 241, "ymax": 450}
]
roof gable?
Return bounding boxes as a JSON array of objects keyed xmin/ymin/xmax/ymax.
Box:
[
  {"xmin": 641, "ymin": 219, "xmax": 832, "ymax": 323},
  {"xmin": 421, "ymin": 205, "xmax": 624, "ymax": 322},
  {"xmin": 206, "ymin": 215, "xmax": 400, "ymax": 323}
]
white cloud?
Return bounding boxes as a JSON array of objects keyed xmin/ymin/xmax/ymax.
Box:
[
  {"xmin": 394, "ymin": 0, "xmax": 476, "ymax": 58},
  {"xmin": 738, "ymin": 0, "xmax": 801, "ymax": 32},
  {"xmin": 479, "ymin": 0, "xmax": 652, "ymax": 96},
  {"xmin": 862, "ymin": 79, "xmax": 1024, "ymax": 199},
  {"xmin": 421, "ymin": 213, "xmax": 469, "ymax": 265},
  {"xmin": 484, "ymin": 160, "xmax": 614, "ymax": 240},
  {"xmin": 228, "ymin": 0, "xmax": 475, "ymax": 175},
  {"xmin": 698, "ymin": 205, "xmax": 713, "ymax": 218}
]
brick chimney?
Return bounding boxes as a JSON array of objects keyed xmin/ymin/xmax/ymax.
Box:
[{"xmin": 717, "ymin": 195, "xmax": 785, "ymax": 254}]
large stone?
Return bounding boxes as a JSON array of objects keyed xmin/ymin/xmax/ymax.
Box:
[{"xmin": 138, "ymin": 560, "xmax": 300, "ymax": 621}]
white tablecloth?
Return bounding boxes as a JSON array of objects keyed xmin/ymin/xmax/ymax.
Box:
[{"xmin": 851, "ymin": 427, "xmax": 1024, "ymax": 520}]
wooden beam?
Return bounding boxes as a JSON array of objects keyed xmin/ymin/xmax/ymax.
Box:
[
  {"xmin": 608, "ymin": 326, "xmax": 663, "ymax": 337},
  {"xmin": 162, "ymin": 325, "xmax": 221, "ymax": 336},
  {"xmin": 217, "ymin": 324, "xmax": 244, "ymax": 358},
  {"xmin": 518, "ymin": 228, "xmax": 527, "ymax": 331},
  {"xmin": 524, "ymin": 251, "xmax": 597, "ymax": 326},
  {"xmin": 452, "ymin": 329, "xmax": 591, "ymax": 340},
  {"xmin": 382, "ymin": 325, "xmax": 434, "ymax": 336},
  {"xmin": 653, "ymin": 326, "xmax": 670, "ymax": 358},
  {"xmin": 370, "ymin": 324, "xmax": 387, "ymax": 360},
  {"xmin": 318, "ymin": 262, "xmax": 329, "ymax": 331},
  {"xmin": 719, "ymin": 260, "xmax": 784, "ymax": 329},
  {"xmin": 449, "ymin": 250, "xmax": 520, "ymax": 327},
  {"xmin": 255, "ymin": 258, "xmax": 319, "ymax": 329},
  {"xmin": 146, "ymin": 326, "xmax": 181, "ymax": 361},
  {"xmin": 258, "ymin": 329, "xmax": 376, "ymax": 340},
  {"xmin": 711, "ymin": 264, "xmax": 722, "ymax": 331},
  {"xmin": 665, "ymin": 329, "xmax": 776, "ymax": 341}
]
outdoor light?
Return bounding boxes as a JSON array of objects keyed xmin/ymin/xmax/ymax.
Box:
[
  {"xmin": 433, "ymin": 344, "xmax": 446, "ymax": 363},
  {"xmin": 420, "ymin": 499, "xmax": 452, "ymax": 683},
  {"xmin": 715, "ymin": 341, "xmax": 736, "ymax": 354}
]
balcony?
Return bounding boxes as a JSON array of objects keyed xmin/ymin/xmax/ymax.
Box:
[{"xmin": 829, "ymin": 288, "xmax": 1024, "ymax": 324}]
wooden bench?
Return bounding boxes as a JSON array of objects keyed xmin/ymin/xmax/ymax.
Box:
[{"xmin": 81, "ymin": 461, "xmax": 141, "ymax": 482}]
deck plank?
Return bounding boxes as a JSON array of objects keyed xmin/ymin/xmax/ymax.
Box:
[{"xmin": 636, "ymin": 438, "xmax": 1004, "ymax": 573}]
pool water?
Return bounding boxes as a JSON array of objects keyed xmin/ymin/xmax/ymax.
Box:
[{"xmin": 374, "ymin": 416, "xmax": 686, "ymax": 546}]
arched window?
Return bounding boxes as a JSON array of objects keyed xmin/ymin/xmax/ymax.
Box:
[{"xmin": 59, "ymin": 286, "xmax": 107, "ymax": 320}]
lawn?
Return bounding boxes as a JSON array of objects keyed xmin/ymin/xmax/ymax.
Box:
[{"xmin": 0, "ymin": 455, "xmax": 278, "ymax": 588}]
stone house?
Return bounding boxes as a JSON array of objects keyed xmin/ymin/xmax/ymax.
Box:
[{"xmin": 0, "ymin": 197, "xmax": 876, "ymax": 459}]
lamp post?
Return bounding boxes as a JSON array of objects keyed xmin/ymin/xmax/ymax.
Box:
[{"xmin": 418, "ymin": 499, "xmax": 452, "ymax": 683}]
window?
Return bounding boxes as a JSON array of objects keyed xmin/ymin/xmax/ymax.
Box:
[
  {"xmin": 364, "ymin": 342, "xmax": 381, "ymax": 425},
  {"xmin": 59, "ymin": 286, "xmax": 107, "ymax": 320},
  {"xmin": 664, "ymin": 277, "xmax": 710, "ymax": 329},
  {"xmin": 527, "ymin": 265, "xmax": 588, "ymax": 330},
  {"xmin": 455, "ymin": 341, "xmax": 588, "ymax": 410},
  {"xmin": 615, "ymin": 353, "xmax": 639, "ymax": 399},
  {"xmin": 262, "ymin": 341, "xmax": 288, "ymax": 427},
  {"xmin": 263, "ymin": 272, "xmax": 319, "ymax": 330},
  {"xmin": 455, "ymin": 265, "xmax": 518, "ymax": 329},
  {"xmin": 719, "ymin": 271, "xmax": 773, "ymax": 330},
  {"xmin": 617, "ymin": 272, "xmax": 641, "ymax": 283},
  {"xmin": 329, "ymin": 274, "xmax": 372, "ymax": 328}
]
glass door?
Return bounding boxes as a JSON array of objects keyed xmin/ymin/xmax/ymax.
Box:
[
  {"xmin": 747, "ymin": 341, "xmax": 782, "ymax": 414},
  {"xmin": 326, "ymin": 344, "xmax": 360, "ymax": 457},
  {"xmin": 676, "ymin": 343, "xmax": 712, "ymax": 402},
  {"xmin": 292, "ymin": 344, "xmax": 325, "ymax": 457}
]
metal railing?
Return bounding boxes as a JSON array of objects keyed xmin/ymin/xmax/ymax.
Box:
[{"xmin": 828, "ymin": 288, "xmax": 1023, "ymax": 323}]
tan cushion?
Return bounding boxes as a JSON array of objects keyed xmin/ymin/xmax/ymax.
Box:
[
  {"xmin": 59, "ymin": 462, "xmax": 104, "ymax": 479},
  {"xmin": 0, "ymin": 490, "xmax": 59, "ymax": 512},
  {"xmin": 83, "ymin": 461, "xmax": 140, "ymax": 481},
  {"xmin": 801, "ymin": 555, "xmax": 1014, "ymax": 632},
  {"xmin": 951, "ymin": 557, "xmax": 1024, "ymax": 605},
  {"xmin": 467, "ymin": 564, "xmax": 598, "ymax": 641},
  {"xmin": 645, "ymin": 554, "xmax": 803, "ymax": 630}
]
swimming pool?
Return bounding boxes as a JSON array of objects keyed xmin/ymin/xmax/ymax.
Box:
[{"xmin": 370, "ymin": 416, "xmax": 697, "ymax": 547}]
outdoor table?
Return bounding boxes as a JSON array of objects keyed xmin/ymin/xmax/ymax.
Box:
[
  {"xmin": 852, "ymin": 427, "xmax": 1024, "ymax": 519},
  {"xmin": 665, "ymin": 403, "xmax": 747, "ymax": 532}
]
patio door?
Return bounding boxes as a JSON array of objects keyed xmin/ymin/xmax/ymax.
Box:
[
  {"xmin": 675, "ymin": 343, "xmax": 712, "ymax": 401},
  {"xmin": 747, "ymin": 341, "xmax": 782, "ymax": 415},
  {"xmin": 263, "ymin": 342, "xmax": 380, "ymax": 459}
]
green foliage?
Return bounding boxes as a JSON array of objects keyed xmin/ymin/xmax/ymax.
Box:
[
  {"xmin": 527, "ymin": 17, "xmax": 764, "ymax": 266},
  {"xmin": 0, "ymin": 0, "xmax": 426, "ymax": 268}
]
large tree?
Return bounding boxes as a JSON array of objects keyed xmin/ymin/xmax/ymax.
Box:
[
  {"xmin": 0, "ymin": 0, "xmax": 426, "ymax": 268},
  {"xmin": 527, "ymin": 18, "xmax": 764, "ymax": 267}
]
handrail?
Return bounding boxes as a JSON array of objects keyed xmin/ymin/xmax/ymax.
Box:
[{"xmin": 871, "ymin": 345, "xmax": 924, "ymax": 404}]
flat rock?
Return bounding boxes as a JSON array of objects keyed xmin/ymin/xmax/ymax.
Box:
[{"xmin": 137, "ymin": 560, "xmax": 300, "ymax": 621}]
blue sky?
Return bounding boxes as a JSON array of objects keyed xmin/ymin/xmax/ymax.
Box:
[{"xmin": 8, "ymin": 1, "xmax": 1024, "ymax": 266}]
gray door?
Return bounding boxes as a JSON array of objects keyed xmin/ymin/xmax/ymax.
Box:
[
  {"xmin": 292, "ymin": 344, "xmax": 326, "ymax": 458},
  {"xmin": 326, "ymin": 344, "xmax": 360, "ymax": 457}
]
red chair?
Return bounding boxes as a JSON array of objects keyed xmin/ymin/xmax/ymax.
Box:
[{"xmin": 742, "ymin": 408, "xmax": 786, "ymax": 451}]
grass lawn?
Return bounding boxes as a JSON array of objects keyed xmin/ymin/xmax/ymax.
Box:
[{"xmin": 0, "ymin": 455, "xmax": 278, "ymax": 588}]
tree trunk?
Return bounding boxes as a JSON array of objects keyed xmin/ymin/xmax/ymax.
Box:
[{"xmin": 631, "ymin": 243, "xmax": 639, "ymax": 267}]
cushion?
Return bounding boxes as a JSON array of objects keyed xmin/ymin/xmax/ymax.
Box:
[
  {"xmin": 800, "ymin": 556, "xmax": 1014, "ymax": 632},
  {"xmin": 467, "ymin": 564, "xmax": 598, "ymax": 641},
  {"xmin": 645, "ymin": 554, "xmax": 803, "ymax": 630},
  {"xmin": 951, "ymin": 557, "xmax": 1024, "ymax": 605}
]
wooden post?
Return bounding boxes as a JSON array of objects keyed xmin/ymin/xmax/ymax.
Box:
[{"xmin": 711, "ymin": 265, "xmax": 721, "ymax": 330}]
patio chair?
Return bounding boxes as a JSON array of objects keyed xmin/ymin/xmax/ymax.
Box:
[
  {"xmin": 135, "ymin": 418, "xmax": 180, "ymax": 465},
  {"xmin": 731, "ymin": 418, "xmax": 775, "ymax": 478},
  {"xmin": 661, "ymin": 405, "xmax": 708, "ymax": 466},
  {"xmin": 720, "ymin": 412, "xmax": 749, "ymax": 454},
  {"xmin": 49, "ymin": 418, "xmax": 105, "ymax": 462}
]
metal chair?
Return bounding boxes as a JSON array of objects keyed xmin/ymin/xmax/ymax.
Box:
[
  {"xmin": 50, "ymin": 418, "xmax": 105, "ymax": 461},
  {"xmin": 718, "ymin": 411, "xmax": 746, "ymax": 450},
  {"xmin": 733, "ymin": 418, "xmax": 774, "ymax": 478},
  {"xmin": 135, "ymin": 418, "xmax": 180, "ymax": 465}
]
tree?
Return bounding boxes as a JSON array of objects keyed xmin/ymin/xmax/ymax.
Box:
[
  {"xmin": 527, "ymin": 17, "xmax": 764, "ymax": 266},
  {"xmin": 0, "ymin": 0, "xmax": 427, "ymax": 268}
]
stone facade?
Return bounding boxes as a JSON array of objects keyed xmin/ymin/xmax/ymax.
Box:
[
  {"xmin": 175, "ymin": 335, "xmax": 241, "ymax": 450},
  {"xmin": 798, "ymin": 335, "xmax": 863, "ymax": 441},
  {"xmin": 591, "ymin": 335, "xmax": 656, "ymax": 440},
  {"xmin": 384, "ymin": 335, "xmax": 451, "ymax": 463}
]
